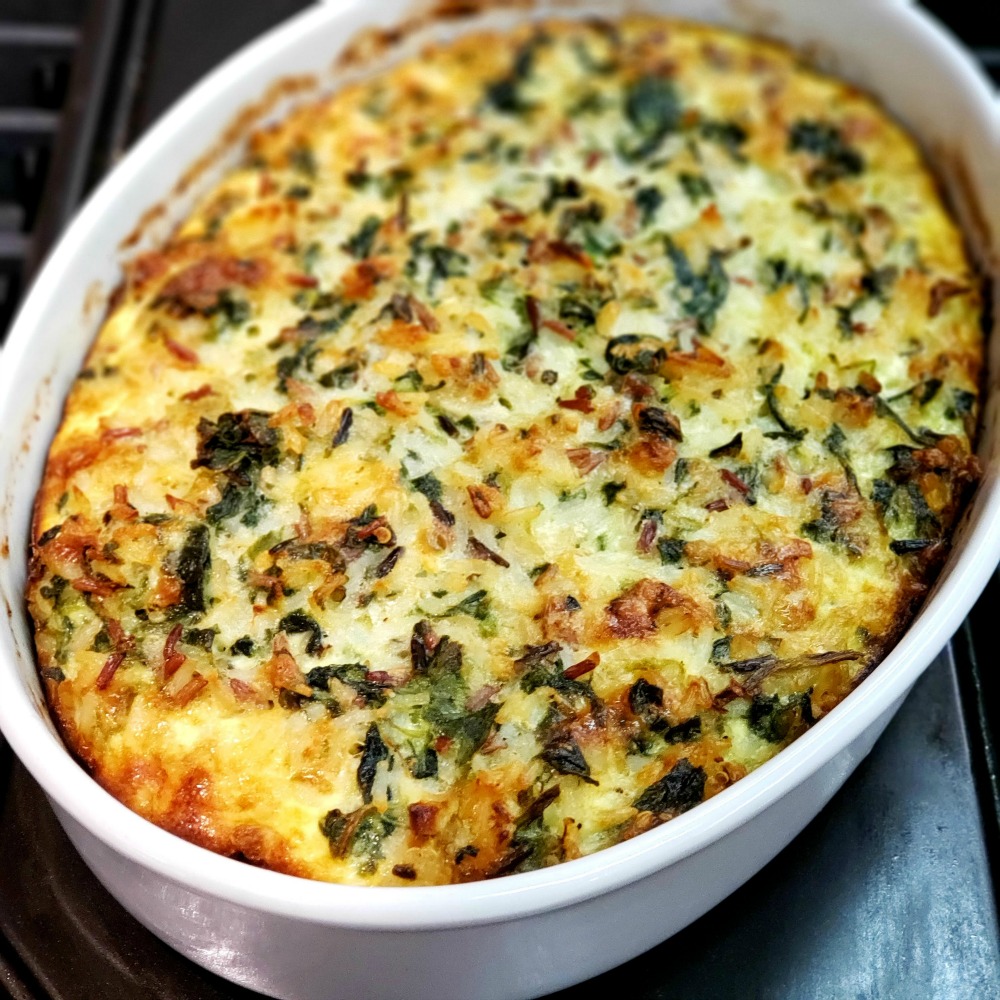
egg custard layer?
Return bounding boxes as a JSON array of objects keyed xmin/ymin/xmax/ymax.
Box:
[{"xmin": 28, "ymin": 17, "xmax": 982, "ymax": 885}]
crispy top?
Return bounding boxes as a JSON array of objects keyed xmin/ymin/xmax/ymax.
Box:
[{"xmin": 28, "ymin": 17, "xmax": 981, "ymax": 885}]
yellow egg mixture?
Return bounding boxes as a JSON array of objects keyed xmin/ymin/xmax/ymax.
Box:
[{"xmin": 27, "ymin": 17, "xmax": 982, "ymax": 884}]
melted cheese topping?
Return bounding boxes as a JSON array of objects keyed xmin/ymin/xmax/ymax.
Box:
[{"xmin": 28, "ymin": 17, "xmax": 982, "ymax": 885}]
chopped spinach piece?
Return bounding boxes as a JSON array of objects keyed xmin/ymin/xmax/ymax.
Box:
[
  {"xmin": 308, "ymin": 663, "xmax": 389, "ymax": 707},
  {"xmin": 192, "ymin": 410, "xmax": 280, "ymax": 483},
  {"xmin": 787, "ymin": 119, "xmax": 864, "ymax": 186},
  {"xmin": 747, "ymin": 691, "xmax": 813, "ymax": 742},
  {"xmin": 319, "ymin": 806, "xmax": 396, "ymax": 874},
  {"xmin": 823, "ymin": 424, "xmax": 858, "ymax": 493},
  {"xmin": 665, "ymin": 237, "xmax": 729, "ymax": 334},
  {"xmin": 602, "ymin": 481, "xmax": 626, "ymax": 506},
  {"xmin": 657, "ymin": 537, "xmax": 686, "ymax": 564},
  {"xmin": 342, "ymin": 215, "xmax": 381, "ymax": 259},
  {"xmin": 762, "ymin": 366, "xmax": 807, "ymax": 441},
  {"xmin": 679, "ymin": 172, "xmax": 714, "ymax": 202},
  {"xmin": 635, "ymin": 185, "xmax": 664, "ymax": 226},
  {"xmin": 700, "ymin": 118, "xmax": 748, "ymax": 159},
  {"xmin": 410, "ymin": 472, "xmax": 443, "ymax": 503},
  {"xmin": 604, "ymin": 333, "xmax": 666, "ymax": 375},
  {"xmin": 437, "ymin": 589, "xmax": 491, "ymax": 622},
  {"xmin": 622, "ymin": 74, "xmax": 681, "ymax": 160},
  {"xmin": 278, "ymin": 610, "xmax": 324, "ymax": 656},
  {"xmin": 357, "ymin": 723, "xmax": 390, "ymax": 804},
  {"xmin": 175, "ymin": 524, "xmax": 211, "ymax": 614},
  {"xmin": 634, "ymin": 758, "xmax": 706, "ymax": 814},
  {"xmin": 230, "ymin": 635, "xmax": 254, "ymax": 656},
  {"xmin": 411, "ymin": 747, "xmax": 438, "ymax": 779},
  {"xmin": 540, "ymin": 737, "xmax": 598, "ymax": 785}
]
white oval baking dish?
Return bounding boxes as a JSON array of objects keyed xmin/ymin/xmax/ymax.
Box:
[{"xmin": 1, "ymin": 2, "xmax": 998, "ymax": 998}]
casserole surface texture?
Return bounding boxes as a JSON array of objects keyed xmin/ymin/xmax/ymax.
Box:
[{"xmin": 26, "ymin": 16, "xmax": 981, "ymax": 886}]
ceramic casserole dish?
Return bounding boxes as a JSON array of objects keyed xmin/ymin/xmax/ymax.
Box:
[{"xmin": 0, "ymin": 1, "xmax": 998, "ymax": 997}]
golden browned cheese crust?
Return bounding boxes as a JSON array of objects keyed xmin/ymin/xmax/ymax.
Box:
[{"xmin": 27, "ymin": 17, "xmax": 982, "ymax": 885}]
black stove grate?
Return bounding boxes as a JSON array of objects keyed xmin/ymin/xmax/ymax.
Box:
[
  {"xmin": 0, "ymin": 13, "xmax": 79, "ymax": 336},
  {"xmin": 0, "ymin": 3, "xmax": 998, "ymax": 998}
]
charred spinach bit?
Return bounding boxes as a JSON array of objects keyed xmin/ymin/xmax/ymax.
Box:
[
  {"xmin": 604, "ymin": 333, "xmax": 666, "ymax": 375},
  {"xmin": 289, "ymin": 144, "xmax": 316, "ymax": 177},
  {"xmin": 410, "ymin": 471, "xmax": 443, "ymax": 503},
  {"xmin": 762, "ymin": 367, "xmax": 807, "ymax": 441},
  {"xmin": 634, "ymin": 758, "xmax": 705, "ymax": 814},
  {"xmin": 332, "ymin": 407, "xmax": 353, "ymax": 448},
  {"xmin": 708, "ymin": 436, "xmax": 746, "ymax": 465},
  {"xmin": 664, "ymin": 237, "xmax": 729, "ymax": 334},
  {"xmin": 874, "ymin": 470, "xmax": 939, "ymax": 542},
  {"xmin": 207, "ymin": 483, "xmax": 268, "ymax": 529},
  {"xmin": 503, "ymin": 297, "xmax": 539, "ymax": 368},
  {"xmin": 437, "ymin": 589, "xmax": 491, "ymax": 622},
  {"xmin": 90, "ymin": 625, "xmax": 111, "ymax": 652},
  {"xmin": 711, "ymin": 636, "xmax": 731, "ymax": 664},
  {"xmin": 801, "ymin": 489, "xmax": 862, "ymax": 555},
  {"xmin": 402, "ymin": 635, "xmax": 498, "ymax": 766},
  {"xmin": 658, "ymin": 537, "xmax": 686, "ymax": 565},
  {"xmin": 319, "ymin": 806, "xmax": 396, "ymax": 874},
  {"xmin": 357, "ymin": 723, "xmax": 390, "ymax": 804},
  {"xmin": 279, "ymin": 611, "xmax": 324, "ymax": 656},
  {"xmin": 861, "ymin": 265, "xmax": 898, "ymax": 302},
  {"xmin": 488, "ymin": 787, "xmax": 562, "ymax": 877},
  {"xmin": 540, "ymin": 737, "xmax": 598, "ymax": 785},
  {"xmin": 230, "ymin": 635, "xmax": 254, "ymax": 656},
  {"xmin": 318, "ymin": 360, "xmax": 360, "ymax": 389},
  {"xmin": 342, "ymin": 215, "xmax": 381, "ymax": 259},
  {"xmin": 175, "ymin": 524, "xmax": 211, "ymax": 614},
  {"xmin": 557, "ymin": 201, "xmax": 621, "ymax": 258},
  {"xmin": 484, "ymin": 33, "xmax": 546, "ymax": 114},
  {"xmin": 602, "ymin": 481, "xmax": 626, "ymax": 506},
  {"xmin": 637, "ymin": 406, "xmax": 683, "ymax": 441},
  {"xmin": 890, "ymin": 539, "xmax": 936, "ymax": 555},
  {"xmin": 37, "ymin": 524, "xmax": 62, "ymax": 545},
  {"xmin": 541, "ymin": 176, "xmax": 583, "ymax": 213},
  {"xmin": 308, "ymin": 663, "xmax": 389, "ymax": 707},
  {"xmin": 823, "ymin": 424, "xmax": 858, "ymax": 493},
  {"xmin": 661, "ymin": 716, "xmax": 702, "ymax": 744},
  {"xmin": 873, "ymin": 396, "xmax": 939, "ymax": 447},
  {"xmin": 747, "ymin": 691, "xmax": 813, "ymax": 742},
  {"xmin": 628, "ymin": 678, "xmax": 663, "ymax": 722},
  {"xmin": 39, "ymin": 575, "xmax": 68, "ymax": 605},
  {"xmin": 410, "ymin": 620, "xmax": 434, "ymax": 673},
  {"xmin": 635, "ymin": 185, "xmax": 664, "ymax": 227},
  {"xmin": 871, "ymin": 478, "xmax": 895, "ymax": 513},
  {"xmin": 559, "ymin": 295, "xmax": 597, "ymax": 329},
  {"xmin": 761, "ymin": 258, "xmax": 822, "ymax": 323},
  {"xmin": 679, "ymin": 172, "xmax": 713, "ymax": 203},
  {"xmin": 411, "ymin": 747, "xmax": 438, "ymax": 779},
  {"xmin": 193, "ymin": 411, "xmax": 279, "ymax": 480},
  {"xmin": 521, "ymin": 661, "xmax": 601, "ymax": 709},
  {"xmin": 184, "ymin": 627, "xmax": 216, "ymax": 651},
  {"xmin": 429, "ymin": 245, "xmax": 468, "ymax": 290},
  {"xmin": 787, "ymin": 120, "xmax": 864, "ymax": 186},
  {"xmin": 393, "ymin": 369, "xmax": 424, "ymax": 393},
  {"xmin": 374, "ymin": 546, "xmax": 404, "ymax": 579},
  {"xmin": 946, "ymin": 388, "xmax": 977, "ymax": 421},
  {"xmin": 622, "ymin": 74, "xmax": 681, "ymax": 160},
  {"xmin": 699, "ymin": 118, "xmax": 748, "ymax": 159},
  {"xmin": 210, "ymin": 290, "xmax": 251, "ymax": 330}
]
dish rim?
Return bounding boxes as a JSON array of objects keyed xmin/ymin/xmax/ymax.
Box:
[{"xmin": 0, "ymin": 0, "xmax": 998, "ymax": 933}]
